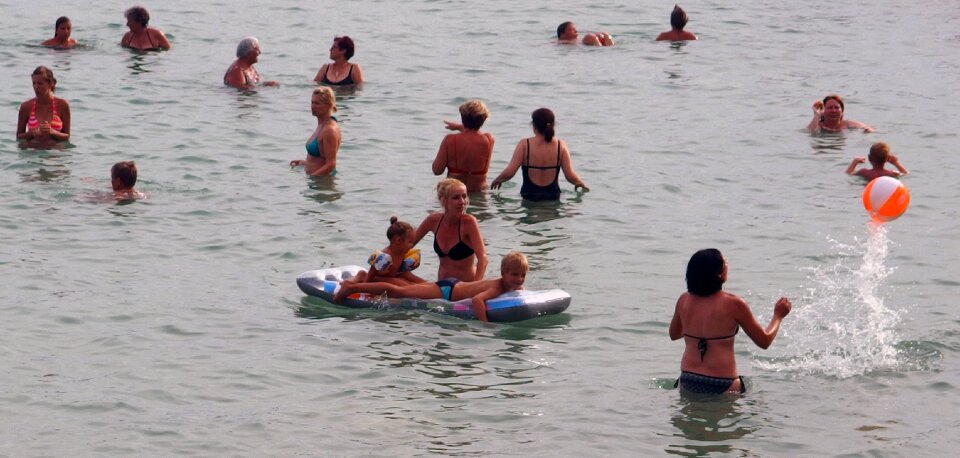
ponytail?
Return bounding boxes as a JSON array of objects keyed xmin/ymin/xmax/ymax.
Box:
[{"xmin": 531, "ymin": 108, "xmax": 555, "ymax": 142}]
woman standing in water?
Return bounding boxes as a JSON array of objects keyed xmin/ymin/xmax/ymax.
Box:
[
  {"xmin": 313, "ymin": 36, "xmax": 364, "ymax": 86},
  {"xmin": 120, "ymin": 6, "xmax": 171, "ymax": 51},
  {"xmin": 17, "ymin": 66, "xmax": 71, "ymax": 148},
  {"xmin": 290, "ymin": 87, "xmax": 340, "ymax": 176},
  {"xmin": 432, "ymin": 99, "xmax": 495, "ymax": 192},
  {"xmin": 490, "ymin": 108, "xmax": 588, "ymax": 201},
  {"xmin": 669, "ymin": 249, "xmax": 791, "ymax": 394}
]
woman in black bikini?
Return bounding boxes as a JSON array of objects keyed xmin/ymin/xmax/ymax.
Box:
[
  {"xmin": 490, "ymin": 108, "xmax": 588, "ymax": 201},
  {"xmin": 120, "ymin": 6, "xmax": 170, "ymax": 51},
  {"xmin": 412, "ymin": 178, "xmax": 487, "ymax": 282},
  {"xmin": 313, "ymin": 36, "xmax": 364, "ymax": 86},
  {"xmin": 669, "ymin": 249, "xmax": 792, "ymax": 395}
]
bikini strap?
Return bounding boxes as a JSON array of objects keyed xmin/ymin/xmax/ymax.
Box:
[{"xmin": 555, "ymin": 140, "xmax": 562, "ymax": 168}]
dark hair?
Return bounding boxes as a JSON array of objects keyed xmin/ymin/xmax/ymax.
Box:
[
  {"xmin": 386, "ymin": 216, "xmax": 413, "ymax": 240},
  {"xmin": 531, "ymin": 108, "xmax": 556, "ymax": 142},
  {"xmin": 111, "ymin": 161, "xmax": 138, "ymax": 188},
  {"xmin": 670, "ymin": 5, "xmax": 689, "ymax": 30},
  {"xmin": 822, "ymin": 94, "xmax": 845, "ymax": 113},
  {"xmin": 335, "ymin": 36, "xmax": 355, "ymax": 60},
  {"xmin": 125, "ymin": 6, "xmax": 150, "ymax": 27},
  {"xmin": 32, "ymin": 66, "xmax": 57, "ymax": 91},
  {"xmin": 685, "ymin": 248, "xmax": 725, "ymax": 296},
  {"xmin": 557, "ymin": 22, "xmax": 573, "ymax": 39},
  {"xmin": 54, "ymin": 16, "xmax": 71, "ymax": 35}
]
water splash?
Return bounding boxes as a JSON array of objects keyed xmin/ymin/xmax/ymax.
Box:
[{"xmin": 756, "ymin": 223, "xmax": 904, "ymax": 378}]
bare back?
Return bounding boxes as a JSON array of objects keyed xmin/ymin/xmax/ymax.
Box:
[
  {"xmin": 437, "ymin": 131, "xmax": 493, "ymax": 192},
  {"xmin": 672, "ymin": 291, "xmax": 741, "ymax": 378}
]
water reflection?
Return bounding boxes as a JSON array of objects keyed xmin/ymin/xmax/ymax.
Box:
[
  {"xmin": 17, "ymin": 149, "xmax": 73, "ymax": 183},
  {"xmin": 467, "ymin": 191, "xmax": 493, "ymax": 223},
  {"xmin": 126, "ymin": 53, "xmax": 154, "ymax": 74},
  {"xmin": 664, "ymin": 390, "xmax": 760, "ymax": 456},
  {"xmin": 491, "ymin": 192, "xmax": 583, "ymax": 226},
  {"xmin": 809, "ymin": 130, "xmax": 847, "ymax": 154},
  {"xmin": 302, "ymin": 174, "xmax": 343, "ymax": 204}
]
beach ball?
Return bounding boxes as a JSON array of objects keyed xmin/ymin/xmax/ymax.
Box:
[{"xmin": 862, "ymin": 176, "xmax": 910, "ymax": 222}]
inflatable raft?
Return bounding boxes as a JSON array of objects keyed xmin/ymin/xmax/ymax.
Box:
[{"xmin": 296, "ymin": 265, "xmax": 571, "ymax": 322}]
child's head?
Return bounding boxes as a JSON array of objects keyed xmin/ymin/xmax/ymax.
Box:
[
  {"xmin": 500, "ymin": 252, "xmax": 528, "ymax": 290},
  {"xmin": 868, "ymin": 142, "xmax": 890, "ymax": 168},
  {"xmin": 111, "ymin": 161, "xmax": 138, "ymax": 191},
  {"xmin": 386, "ymin": 216, "xmax": 414, "ymax": 245},
  {"xmin": 686, "ymin": 248, "xmax": 725, "ymax": 296}
]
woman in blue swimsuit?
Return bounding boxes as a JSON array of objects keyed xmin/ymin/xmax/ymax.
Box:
[
  {"xmin": 412, "ymin": 178, "xmax": 488, "ymax": 282},
  {"xmin": 490, "ymin": 108, "xmax": 588, "ymax": 201},
  {"xmin": 290, "ymin": 87, "xmax": 340, "ymax": 176},
  {"xmin": 669, "ymin": 249, "xmax": 792, "ymax": 395}
]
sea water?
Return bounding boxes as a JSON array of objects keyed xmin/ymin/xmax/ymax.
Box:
[{"xmin": 2, "ymin": 0, "xmax": 959, "ymax": 455}]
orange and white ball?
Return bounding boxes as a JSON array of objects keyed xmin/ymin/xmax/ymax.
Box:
[{"xmin": 862, "ymin": 176, "xmax": 910, "ymax": 222}]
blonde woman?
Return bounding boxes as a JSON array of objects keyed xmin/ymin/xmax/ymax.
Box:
[
  {"xmin": 432, "ymin": 99, "xmax": 495, "ymax": 192},
  {"xmin": 412, "ymin": 178, "xmax": 488, "ymax": 281},
  {"xmin": 290, "ymin": 87, "xmax": 340, "ymax": 176}
]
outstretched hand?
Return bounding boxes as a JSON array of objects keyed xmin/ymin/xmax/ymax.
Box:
[{"xmin": 444, "ymin": 120, "xmax": 464, "ymax": 132}]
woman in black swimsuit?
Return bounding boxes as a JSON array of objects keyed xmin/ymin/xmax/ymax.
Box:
[
  {"xmin": 120, "ymin": 6, "xmax": 170, "ymax": 51},
  {"xmin": 490, "ymin": 108, "xmax": 588, "ymax": 201},
  {"xmin": 313, "ymin": 36, "xmax": 364, "ymax": 86},
  {"xmin": 412, "ymin": 178, "xmax": 487, "ymax": 281},
  {"xmin": 669, "ymin": 249, "xmax": 792, "ymax": 395}
]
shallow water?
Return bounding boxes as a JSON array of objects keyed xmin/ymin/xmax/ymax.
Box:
[{"xmin": 2, "ymin": 0, "xmax": 960, "ymax": 455}]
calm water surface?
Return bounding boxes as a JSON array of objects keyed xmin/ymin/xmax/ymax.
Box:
[{"xmin": 2, "ymin": 0, "xmax": 960, "ymax": 455}]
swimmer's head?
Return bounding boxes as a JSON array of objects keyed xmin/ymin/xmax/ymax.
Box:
[
  {"xmin": 868, "ymin": 142, "xmax": 890, "ymax": 167},
  {"xmin": 822, "ymin": 94, "xmax": 845, "ymax": 113},
  {"xmin": 686, "ymin": 248, "xmax": 725, "ymax": 296},
  {"xmin": 436, "ymin": 177, "xmax": 467, "ymax": 201},
  {"xmin": 671, "ymin": 5, "xmax": 689, "ymax": 30},
  {"xmin": 32, "ymin": 66, "xmax": 57, "ymax": 92},
  {"xmin": 111, "ymin": 161, "xmax": 138, "ymax": 191},
  {"xmin": 459, "ymin": 99, "xmax": 489, "ymax": 130},
  {"xmin": 124, "ymin": 6, "xmax": 150, "ymax": 27},
  {"xmin": 531, "ymin": 108, "xmax": 556, "ymax": 142},
  {"xmin": 54, "ymin": 16, "xmax": 72, "ymax": 38},
  {"xmin": 333, "ymin": 36, "xmax": 355, "ymax": 60},
  {"xmin": 312, "ymin": 86, "xmax": 337, "ymax": 113},
  {"xmin": 557, "ymin": 22, "xmax": 577, "ymax": 40},
  {"xmin": 386, "ymin": 216, "xmax": 414, "ymax": 241},
  {"xmin": 236, "ymin": 36, "xmax": 260, "ymax": 59}
]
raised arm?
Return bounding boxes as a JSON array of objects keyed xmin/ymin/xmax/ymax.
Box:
[
  {"xmin": 806, "ymin": 101, "xmax": 823, "ymax": 132},
  {"xmin": 558, "ymin": 139, "xmax": 588, "ymax": 191},
  {"xmin": 735, "ymin": 296, "xmax": 791, "ymax": 349},
  {"xmin": 412, "ymin": 213, "xmax": 438, "ymax": 247},
  {"xmin": 846, "ymin": 157, "xmax": 865, "ymax": 175},
  {"xmin": 888, "ymin": 154, "xmax": 908, "ymax": 175},
  {"xmin": 490, "ymin": 139, "xmax": 525, "ymax": 189}
]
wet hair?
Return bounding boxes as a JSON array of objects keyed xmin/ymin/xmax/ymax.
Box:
[
  {"xmin": 670, "ymin": 5, "xmax": 689, "ymax": 30},
  {"xmin": 501, "ymin": 251, "xmax": 529, "ymax": 274},
  {"xmin": 531, "ymin": 108, "xmax": 556, "ymax": 142},
  {"xmin": 868, "ymin": 142, "xmax": 890, "ymax": 167},
  {"xmin": 557, "ymin": 22, "xmax": 573, "ymax": 39},
  {"xmin": 236, "ymin": 36, "xmax": 259, "ymax": 58},
  {"xmin": 822, "ymin": 94, "xmax": 845, "ymax": 113},
  {"xmin": 124, "ymin": 6, "xmax": 150, "ymax": 27},
  {"xmin": 459, "ymin": 99, "xmax": 489, "ymax": 130},
  {"xmin": 312, "ymin": 86, "xmax": 338, "ymax": 113},
  {"xmin": 32, "ymin": 66, "xmax": 57, "ymax": 91},
  {"xmin": 386, "ymin": 216, "xmax": 414, "ymax": 240},
  {"xmin": 54, "ymin": 16, "xmax": 71, "ymax": 35},
  {"xmin": 334, "ymin": 36, "xmax": 355, "ymax": 60},
  {"xmin": 111, "ymin": 161, "xmax": 138, "ymax": 189},
  {"xmin": 685, "ymin": 248, "xmax": 725, "ymax": 296},
  {"xmin": 436, "ymin": 177, "xmax": 466, "ymax": 201}
]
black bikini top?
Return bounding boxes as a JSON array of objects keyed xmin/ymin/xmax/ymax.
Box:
[
  {"xmin": 433, "ymin": 214, "xmax": 475, "ymax": 261},
  {"xmin": 685, "ymin": 326, "xmax": 739, "ymax": 361}
]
